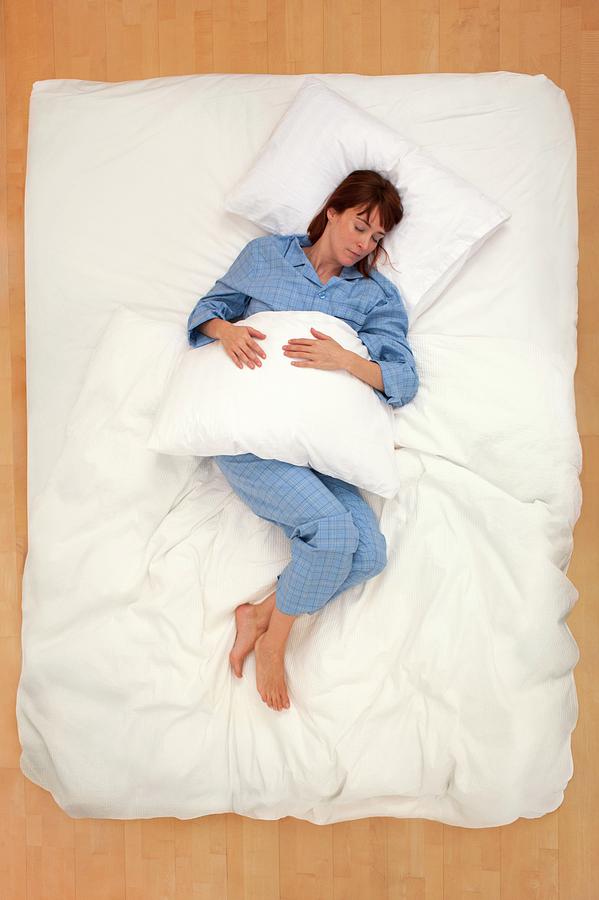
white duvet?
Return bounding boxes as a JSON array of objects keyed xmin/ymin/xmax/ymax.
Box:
[{"xmin": 17, "ymin": 71, "xmax": 583, "ymax": 827}]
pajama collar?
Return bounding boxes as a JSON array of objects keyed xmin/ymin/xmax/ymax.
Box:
[{"xmin": 288, "ymin": 233, "xmax": 364, "ymax": 284}]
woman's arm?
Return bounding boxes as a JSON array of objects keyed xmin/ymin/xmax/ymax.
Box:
[
  {"xmin": 188, "ymin": 241, "xmax": 256, "ymax": 348},
  {"xmin": 196, "ymin": 318, "xmax": 234, "ymax": 341},
  {"xmin": 341, "ymin": 353, "xmax": 385, "ymax": 393},
  {"xmin": 356, "ymin": 290, "xmax": 419, "ymax": 408}
]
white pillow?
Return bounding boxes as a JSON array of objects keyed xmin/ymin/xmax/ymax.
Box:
[
  {"xmin": 147, "ymin": 310, "xmax": 401, "ymax": 499},
  {"xmin": 224, "ymin": 75, "xmax": 511, "ymax": 320}
]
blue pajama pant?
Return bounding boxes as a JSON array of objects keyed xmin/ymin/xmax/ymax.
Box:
[{"xmin": 213, "ymin": 452, "xmax": 388, "ymax": 616}]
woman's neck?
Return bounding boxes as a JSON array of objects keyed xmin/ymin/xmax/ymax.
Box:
[{"xmin": 303, "ymin": 243, "xmax": 343, "ymax": 283}]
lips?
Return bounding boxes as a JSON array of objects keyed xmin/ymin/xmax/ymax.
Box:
[{"xmin": 348, "ymin": 249, "xmax": 360, "ymax": 258}]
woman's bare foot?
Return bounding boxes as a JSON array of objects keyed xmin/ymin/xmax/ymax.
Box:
[
  {"xmin": 254, "ymin": 632, "xmax": 290, "ymax": 711},
  {"xmin": 229, "ymin": 593, "xmax": 276, "ymax": 678}
]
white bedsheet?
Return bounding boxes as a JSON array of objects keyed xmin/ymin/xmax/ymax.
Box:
[{"xmin": 17, "ymin": 71, "xmax": 583, "ymax": 826}]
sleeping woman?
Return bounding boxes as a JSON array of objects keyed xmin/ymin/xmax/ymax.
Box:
[{"xmin": 187, "ymin": 169, "xmax": 419, "ymax": 712}]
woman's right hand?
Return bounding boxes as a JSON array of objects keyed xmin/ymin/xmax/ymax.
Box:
[{"xmin": 220, "ymin": 323, "xmax": 267, "ymax": 369}]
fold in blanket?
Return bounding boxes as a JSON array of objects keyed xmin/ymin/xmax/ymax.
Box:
[{"xmin": 16, "ymin": 307, "xmax": 581, "ymax": 826}]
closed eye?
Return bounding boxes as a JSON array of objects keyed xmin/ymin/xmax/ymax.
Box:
[{"xmin": 356, "ymin": 225, "xmax": 383, "ymax": 242}]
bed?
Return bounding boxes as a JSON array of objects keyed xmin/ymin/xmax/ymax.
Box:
[{"xmin": 16, "ymin": 71, "xmax": 583, "ymax": 827}]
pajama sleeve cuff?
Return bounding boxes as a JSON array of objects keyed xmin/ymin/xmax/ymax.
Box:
[
  {"xmin": 373, "ymin": 359, "xmax": 420, "ymax": 408},
  {"xmin": 188, "ymin": 307, "xmax": 228, "ymax": 348}
]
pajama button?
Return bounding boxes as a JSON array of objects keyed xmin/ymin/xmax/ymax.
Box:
[{"xmin": 318, "ymin": 292, "xmax": 325, "ymax": 299}]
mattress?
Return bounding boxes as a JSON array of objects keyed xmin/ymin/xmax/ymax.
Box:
[{"xmin": 17, "ymin": 71, "xmax": 583, "ymax": 826}]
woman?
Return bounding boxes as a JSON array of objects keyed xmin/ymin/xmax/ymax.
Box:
[{"xmin": 187, "ymin": 170, "xmax": 419, "ymax": 712}]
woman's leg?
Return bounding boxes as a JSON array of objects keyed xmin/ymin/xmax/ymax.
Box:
[
  {"xmin": 234, "ymin": 475, "xmax": 387, "ymax": 681},
  {"xmin": 246, "ymin": 475, "xmax": 386, "ymax": 633},
  {"xmin": 250, "ymin": 473, "xmax": 387, "ymax": 621},
  {"xmin": 253, "ymin": 475, "xmax": 387, "ymax": 708},
  {"xmin": 215, "ymin": 454, "xmax": 361, "ymax": 616},
  {"xmin": 311, "ymin": 471, "xmax": 388, "ymax": 601},
  {"xmin": 214, "ymin": 453, "xmax": 360, "ymax": 710}
]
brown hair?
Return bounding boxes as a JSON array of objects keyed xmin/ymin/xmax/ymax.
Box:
[{"xmin": 305, "ymin": 169, "xmax": 403, "ymax": 278}]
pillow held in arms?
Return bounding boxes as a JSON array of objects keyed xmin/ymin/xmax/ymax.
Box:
[{"xmin": 147, "ymin": 310, "xmax": 401, "ymax": 499}]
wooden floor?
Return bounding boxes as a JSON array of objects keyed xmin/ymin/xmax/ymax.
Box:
[{"xmin": 1, "ymin": 1, "xmax": 597, "ymax": 898}]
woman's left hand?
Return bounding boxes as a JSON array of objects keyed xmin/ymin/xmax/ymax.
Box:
[{"xmin": 283, "ymin": 328, "xmax": 348, "ymax": 371}]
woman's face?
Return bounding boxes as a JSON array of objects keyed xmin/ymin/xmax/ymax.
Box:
[{"xmin": 326, "ymin": 205, "xmax": 387, "ymax": 265}]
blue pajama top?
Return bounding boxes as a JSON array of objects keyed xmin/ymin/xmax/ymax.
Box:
[{"xmin": 187, "ymin": 232, "xmax": 419, "ymax": 408}]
